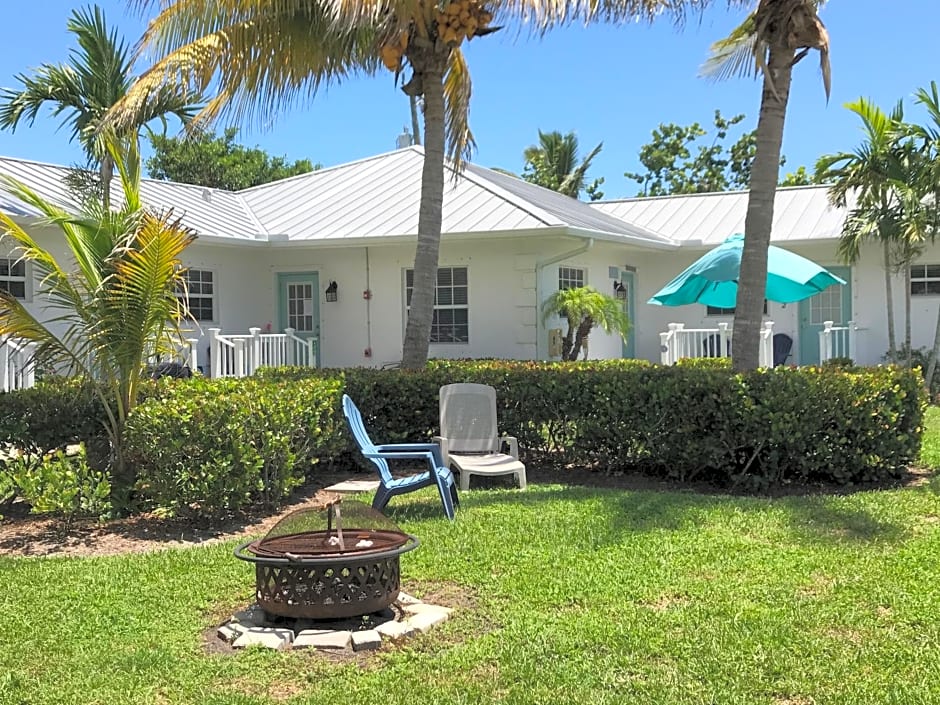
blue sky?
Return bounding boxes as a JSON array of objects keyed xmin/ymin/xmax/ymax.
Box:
[{"xmin": 0, "ymin": 1, "xmax": 937, "ymax": 199}]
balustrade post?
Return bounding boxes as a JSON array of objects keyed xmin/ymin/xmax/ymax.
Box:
[
  {"xmin": 759, "ymin": 321, "xmax": 774, "ymax": 367},
  {"xmin": 208, "ymin": 328, "xmax": 222, "ymax": 378},
  {"xmin": 820, "ymin": 321, "xmax": 834, "ymax": 363},
  {"xmin": 234, "ymin": 338, "xmax": 246, "ymax": 377},
  {"xmin": 186, "ymin": 338, "xmax": 199, "ymax": 375},
  {"xmin": 249, "ymin": 327, "xmax": 261, "ymax": 375},
  {"xmin": 285, "ymin": 327, "xmax": 296, "ymax": 365},
  {"xmin": 848, "ymin": 321, "xmax": 857, "ymax": 362},
  {"xmin": 718, "ymin": 322, "xmax": 730, "ymax": 359},
  {"xmin": 659, "ymin": 331, "xmax": 671, "ymax": 365}
]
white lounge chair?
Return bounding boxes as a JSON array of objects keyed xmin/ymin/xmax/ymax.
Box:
[{"xmin": 435, "ymin": 383, "xmax": 527, "ymax": 491}]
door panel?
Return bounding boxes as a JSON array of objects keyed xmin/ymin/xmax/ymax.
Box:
[
  {"xmin": 277, "ymin": 272, "xmax": 320, "ymax": 365},
  {"xmin": 797, "ymin": 266, "xmax": 851, "ymax": 364}
]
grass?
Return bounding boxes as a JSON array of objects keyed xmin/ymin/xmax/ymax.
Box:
[{"xmin": 2, "ymin": 424, "xmax": 940, "ymax": 704}]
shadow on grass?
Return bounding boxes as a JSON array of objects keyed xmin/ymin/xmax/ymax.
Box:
[{"xmin": 456, "ymin": 482, "xmax": 911, "ymax": 546}]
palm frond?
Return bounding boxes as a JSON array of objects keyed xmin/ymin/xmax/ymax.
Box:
[
  {"xmin": 443, "ymin": 48, "xmax": 475, "ymax": 167},
  {"xmin": 700, "ymin": 13, "xmax": 759, "ymax": 82}
]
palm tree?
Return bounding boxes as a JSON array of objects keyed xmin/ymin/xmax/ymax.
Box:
[
  {"xmin": 703, "ymin": 0, "xmax": 830, "ymax": 371},
  {"xmin": 522, "ymin": 130, "xmax": 604, "ymax": 200},
  {"xmin": 541, "ymin": 287, "xmax": 630, "ymax": 361},
  {"xmin": 0, "ymin": 5, "xmax": 200, "ymax": 208},
  {"xmin": 106, "ymin": 0, "xmax": 723, "ymax": 369},
  {"xmin": 816, "ymin": 98, "xmax": 909, "ymax": 362},
  {"xmin": 0, "ymin": 139, "xmax": 196, "ymax": 500}
]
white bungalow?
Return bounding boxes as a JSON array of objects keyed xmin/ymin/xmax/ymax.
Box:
[{"xmin": 0, "ymin": 146, "xmax": 934, "ymax": 380}]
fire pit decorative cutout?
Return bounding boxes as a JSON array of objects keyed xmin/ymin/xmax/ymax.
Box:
[{"xmin": 234, "ymin": 495, "xmax": 419, "ymax": 620}]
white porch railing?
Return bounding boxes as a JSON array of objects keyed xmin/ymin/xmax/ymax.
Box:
[
  {"xmin": 1, "ymin": 337, "xmax": 37, "ymax": 391},
  {"xmin": 818, "ymin": 320, "xmax": 856, "ymax": 363},
  {"xmin": 208, "ymin": 327, "xmax": 318, "ymax": 378},
  {"xmin": 660, "ymin": 321, "xmax": 775, "ymax": 367},
  {"xmin": 148, "ymin": 335, "xmax": 200, "ymax": 373}
]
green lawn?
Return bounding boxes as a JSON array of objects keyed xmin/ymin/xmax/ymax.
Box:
[{"xmin": 2, "ymin": 418, "xmax": 940, "ymax": 704}]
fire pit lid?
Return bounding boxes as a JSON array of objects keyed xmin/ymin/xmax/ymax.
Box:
[{"xmin": 242, "ymin": 494, "xmax": 415, "ymax": 561}]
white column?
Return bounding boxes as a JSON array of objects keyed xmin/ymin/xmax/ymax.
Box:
[
  {"xmin": 848, "ymin": 321, "xmax": 857, "ymax": 362},
  {"xmin": 208, "ymin": 328, "xmax": 222, "ymax": 378},
  {"xmin": 186, "ymin": 338, "xmax": 199, "ymax": 375},
  {"xmin": 718, "ymin": 322, "xmax": 730, "ymax": 359},
  {"xmin": 249, "ymin": 327, "xmax": 261, "ymax": 375},
  {"xmin": 285, "ymin": 327, "xmax": 296, "ymax": 366},
  {"xmin": 759, "ymin": 321, "xmax": 774, "ymax": 367}
]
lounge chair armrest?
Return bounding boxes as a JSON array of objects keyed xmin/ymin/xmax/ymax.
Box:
[
  {"xmin": 375, "ymin": 443, "xmax": 440, "ymax": 452},
  {"xmin": 433, "ymin": 436, "xmax": 450, "ymax": 465},
  {"xmin": 501, "ymin": 435, "xmax": 519, "ymax": 460}
]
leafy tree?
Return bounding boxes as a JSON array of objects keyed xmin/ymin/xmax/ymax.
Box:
[
  {"xmin": 107, "ymin": 0, "xmax": 724, "ymax": 369},
  {"xmin": 0, "ymin": 5, "xmax": 200, "ymax": 208},
  {"xmin": 147, "ymin": 128, "xmax": 319, "ymax": 190},
  {"xmin": 522, "ymin": 130, "xmax": 604, "ymax": 200},
  {"xmin": 703, "ymin": 0, "xmax": 830, "ymax": 371},
  {"xmin": 625, "ymin": 110, "xmax": 816, "ymax": 196},
  {"xmin": 541, "ymin": 287, "xmax": 630, "ymax": 361},
  {"xmin": 0, "ymin": 140, "xmax": 196, "ymax": 505}
]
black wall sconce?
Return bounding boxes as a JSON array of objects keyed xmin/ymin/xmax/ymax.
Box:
[
  {"xmin": 613, "ymin": 281, "xmax": 627, "ymax": 301},
  {"xmin": 325, "ymin": 280, "xmax": 338, "ymax": 302}
]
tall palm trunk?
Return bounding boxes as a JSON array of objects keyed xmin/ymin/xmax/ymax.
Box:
[
  {"xmin": 883, "ymin": 240, "xmax": 897, "ymax": 361},
  {"xmin": 99, "ymin": 154, "xmax": 114, "ymax": 211},
  {"xmin": 733, "ymin": 44, "xmax": 794, "ymax": 372},
  {"xmin": 904, "ymin": 264, "xmax": 912, "ymax": 366},
  {"xmin": 401, "ymin": 65, "xmax": 445, "ymax": 369}
]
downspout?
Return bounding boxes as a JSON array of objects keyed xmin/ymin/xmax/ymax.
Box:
[{"xmin": 534, "ymin": 238, "xmax": 594, "ymax": 359}]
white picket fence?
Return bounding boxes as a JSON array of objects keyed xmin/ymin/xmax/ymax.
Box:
[
  {"xmin": 660, "ymin": 321, "xmax": 775, "ymax": 367},
  {"xmin": 818, "ymin": 320, "xmax": 857, "ymax": 363},
  {"xmin": 1, "ymin": 337, "xmax": 37, "ymax": 391},
  {"xmin": 208, "ymin": 327, "xmax": 318, "ymax": 378}
]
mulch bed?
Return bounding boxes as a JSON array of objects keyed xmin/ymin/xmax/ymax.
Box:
[{"xmin": 0, "ymin": 462, "xmax": 932, "ymax": 559}]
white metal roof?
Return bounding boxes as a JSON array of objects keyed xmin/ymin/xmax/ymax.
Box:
[
  {"xmin": 592, "ymin": 185, "xmax": 854, "ymax": 247},
  {"xmin": 239, "ymin": 146, "xmax": 674, "ymax": 246},
  {"xmin": 0, "ymin": 156, "xmax": 264, "ymax": 240}
]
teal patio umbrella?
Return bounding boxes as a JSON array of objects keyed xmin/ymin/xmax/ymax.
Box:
[{"xmin": 648, "ymin": 234, "xmax": 845, "ymax": 307}]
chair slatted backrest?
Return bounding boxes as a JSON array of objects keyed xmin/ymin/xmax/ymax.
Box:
[
  {"xmin": 342, "ymin": 394, "xmax": 392, "ymax": 482},
  {"xmin": 440, "ymin": 383, "xmax": 500, "ymax": 454}
]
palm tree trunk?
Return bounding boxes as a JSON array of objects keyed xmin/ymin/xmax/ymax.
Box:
[
  {"xmin": 733, "ymin": 44, "xmax": 794, "ymax": 372},
  {"xmin": 883, "ymin": 240, "xmax": 897, "ymax": 361},
  {"xmin": 904, "ymin": 263, "xmax": 912, "ymax": 366},
  {"xmin": 410, "ymin": 95, "xmax": 422, "ymax": 146},
  {"xmin": 401, "ymin": 66, "xmax": 445, "ymax": 369},
  {"xmin": 99, "ymin": 155, "xmax": 113, "ymax": 211}
]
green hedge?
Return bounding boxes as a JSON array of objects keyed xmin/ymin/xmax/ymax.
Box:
[
  {"xmin": 123, "ymin": 375, "xmax": 346, "ymax": 514},
  {"xmin": 0, "ymin": 361, "xmax": 927, "ymax": 516}
]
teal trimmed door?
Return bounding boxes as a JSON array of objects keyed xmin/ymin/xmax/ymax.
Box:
[
  {"xmin": 620, "ymin": 270, "xmax": 637, "ymax": 358},
  {"xmin": 797, "ymin": 266, "xmax": 851, "ymax": 364},
  {"xmin": 277, "ymin": 272, "xmax": 320, "ymax": 366}
]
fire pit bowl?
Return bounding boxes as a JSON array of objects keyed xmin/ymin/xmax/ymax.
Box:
[{"xmin": 234, "ymin": 496, "xmax": 419, "ymax": 620}]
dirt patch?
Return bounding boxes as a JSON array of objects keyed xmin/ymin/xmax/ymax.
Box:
[{"xmin": 0, "ymin": 463, "xmax": 933, "ymax": 560}]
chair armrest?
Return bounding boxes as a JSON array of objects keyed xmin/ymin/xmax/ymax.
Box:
[
  {"xmin": 375, "ymin": 443, "xmax": 440, "ymax": 452},
  {"xmin": 501, "ymin": 435, "xmax": 519, "ymax": 460},
  {"xmin": 433, "ymin": 436, "xmax": 450, "ymax": 466}
]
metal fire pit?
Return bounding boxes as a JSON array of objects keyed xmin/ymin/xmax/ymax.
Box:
[{"xmin": 234, "ymin": 497, "xmax": 419, "ymax": 619}]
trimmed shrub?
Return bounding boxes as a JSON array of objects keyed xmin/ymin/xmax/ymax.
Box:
[
  {"xmin": 0, "ymin": 378, "xmax": 105, "ymax": 453},
  {"xmin": 123, "ymin": 375, "xmax": 346, "ymax": 515}
]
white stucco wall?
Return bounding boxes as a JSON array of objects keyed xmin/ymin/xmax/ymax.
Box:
[{"xmin": 15, "ymin": 218, "xmax": 940, "ymax": 369}]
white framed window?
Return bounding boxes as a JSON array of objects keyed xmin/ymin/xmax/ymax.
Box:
[
  {"xmin": 911, "ymin": 264, "xmax": 940, "ymax": 296},
  {"xmin": 405, "ymin": 266, "xmax": 468, "ymax": 343},
  {"xmin": 0, "ymin": 256, "xmax": 27, "ymax": 300},
  {"xmin": 809, "ymin": 286, "xmax": 843, "ymax": 325},
  {"xmin": 178, "ymin": 268, "xmax": 216, "ymax": 322},
  {"xmin": 706, "ymin": 301, "xmax": 768, "ymax": 317},
  {"xmin": 558, "ymin": 266, "xmax": 585, "ymax": 290}
]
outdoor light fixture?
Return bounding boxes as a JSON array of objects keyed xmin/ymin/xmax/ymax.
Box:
[
  {"xmin": 325, "ymin": 280, "xmax": 338, "ymax": 302},
  {"xmin": 613, "ymin": 281, "xmax": 628, "ymax": 301}
]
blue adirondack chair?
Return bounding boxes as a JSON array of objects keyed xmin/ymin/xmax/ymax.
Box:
[{"xmin": 342, "ymin": 394, "xmax": 458, "ymax": 520}]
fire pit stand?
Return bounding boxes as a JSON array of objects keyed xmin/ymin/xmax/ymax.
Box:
[{"xmin": 234, "ymin": 498, "xmax": 419, "ymax": 620}]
